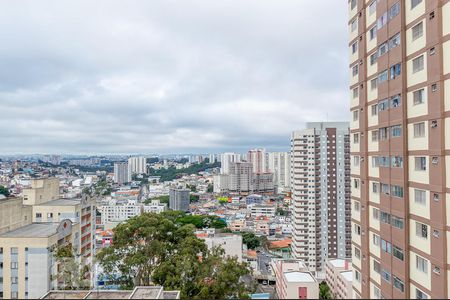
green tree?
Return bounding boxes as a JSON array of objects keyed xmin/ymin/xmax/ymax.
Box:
[
  {"xmin": 276, "ymin": 207, "xmax": 288, "ymax": 216},
  {"xmin": 319, "ymin": 281, "xmax": 333, "ymax": 299},
  {"xmin": 242, "ymin": 232, "xmax": 261, "ymax": 250},
  {"xmin": 0, "ymin": 185, "xmax": 10, "ymax": 197},
  {"xmin": 190, "ymin": 194, "xmax": 200, "ymax": 203},
  {"xmin": 54, "ymin": 244, "xmax": 90, "ymax": 290},
  {"xmin": 207, "ymin": 184, "xmax": 213, "ymax": 193},
  {"xmin": 144, "ymin": 195, "xmax": 170, "ymax": 205},
  {"xmin": 97, "ymin": 213, "xmax": 254, "ymax": 298}
]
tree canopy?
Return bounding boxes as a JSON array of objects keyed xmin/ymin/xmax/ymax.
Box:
[
  {"xmin": 241, "ymin": 232, "xmax": 261, "ymax": 250},
  {"xmin": 97, "ymin": 212, "xmax": 253, "ymax": 298},
  {"xmin": 148, "ymin": 161, "xmax": 221, "ymax": 182},
  {"xmin": 0, "ymin": 185, "xmax": 10, "ymax": 197}
]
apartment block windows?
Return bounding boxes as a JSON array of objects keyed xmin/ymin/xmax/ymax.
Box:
[
  {"xmin": 393, "ymin": 246, "xmax": 404, "ymax": 261},
  {"xmin": 373, "ymin": 207, "xmax": 379, "ymax": 220},
  {"xmin": 414, "ymin": 122, "xmax": 425, "ymax": 137},
  {"xmin": 378, "ymin": 42, "xmax": 388, "ymax": 56},
  {"xmin": 351, "ymin": 18, "xmax": 358, "ymax": 32},
  {"xmin": 390, "ymin": 63, "xmax": 401, "ymax": 79},
  {"xmin": 381, "ymin": 239, "xmax": 392, "ymax": 253},
  {"xmin": 413, "ymin": 55, "xmax": 424, "ymax": 73},
  {"xmin": 391, "ymin": 156, "xmax": 403, "ymax": 167},
  {"xmin": 415, "ymin": 189, "xmax": 426, "ymax": 205},
  {"xmin": 372, "ymin": 130, "xmax": 379, "ymax": 142},
  {"xmin": 354, "ymin": 224, "xmax": 361, "ymax": 235},
  {"xmin": 353, "ymin": 87, "xmax": 359, "ymax": 98},
  {"xmin": 393, "ymin": 276, "xmax": 405, "ymax": 292},
  {"xmin": 370, "ymin": 52, "xmax": 377, "ymax": 65},
  {"xmin": 412, "ymin": 22, "xmax": 424, "ymax": 41},
  {"xmin": 369, "ymin": 0, "xmax": 377, "ymax": 15},
  {"xmin": 370, "ymin": 26, "xmax": 377, "ymax": 40},
  {"xmin": 354, "ymin": 178, "xmax": 360, "ymax": 189},
  {"xmin": 353, "ymin": 156, "xmax": 360, "ymax": 167},
  {"xmin": 355, "ymin": 270, "xmax": 361, "ymax": 282},
  {"xmin": 352, "ymin": 65, "xmax": 359, "ymax": 77},
  {"xmin": 378, "ymin": 70, "xmax": 388, "ymax": 83},
  {"xmin": 413, "ymin": 88, "xmax": 425, "ymax": 105},
  {"xmin": 391, "ymin": 125, "xmax": 401, "ymax": 137},
  {"xmin": 416, "ymin": 288, "xmax": 428, "ymax": 300},
  {"xmin": 378, "ymin": 99, "xmax": 388, "ymax": 111},
  {"xmin": 350, "ymin": 0, "xmax": 356, "ymax": 10},
  {"xmin": 10, "ymin": 262, "xmax": 18, "ymax": 269},
  {"xmin": 370, "ymin": 78, "xmax": 378, "ymax": 90},
  {"xmin": 353, "ymin": 110, "xmax": 359, "ymax": 121},
  {"xmin": 353, "ymin": 133, "xmax": 359, "ymax": 144},
  {"xmin": 416, "ymin": 222, "xmax": 428, "ymax": 239},
  {"xmin": 411, "ymin": 0, "xmax": 422, "ymax": 10},
  {"xmin": 416, "ymin": 255, "xmax": 428, "ymax": 273},
  {"xmin": 354, "ymin": 247, "xmax": 361, "ymax": 259},
  {"xmin": 371, "ymin": 104, "xmax": 378, "ymax": 116},
  {"xmin": 372, "ymin": 182, "xmax": 379, "ymax": 194},
  {"xmin": 377, "ymin": 12, "xmax": 388, "ymax": 30},
  {"xmin": 389, "ymin": 2, "xmax": 400, "ymax": 20},
  {"xmin": 389, "ymin": 33, "xmax": 400, "ymax": 49},
  {"xmin": 373, "ymin": 233, "xmax": 380, "ymax": 246},
  {"xmin": 381, "ymin": 269, "xmax": 391, "ymax": 282},
  {"xmin": 391, "ymin": 216, "xmax": 404, "ymax": 229},
  {"xmin": 415, "ymin": 157, "xmax": 427, "ymax": 171},
  {"xmin": 373, "ymin": 260, "xmax": 381, "ymax": 274},
  {"xmin": 379, "ymin": 127, "xmax": 388, "ymax": 140},
  {"xmin": 352, "ymin": 41, "xmax": 358, "ymax": 54}
]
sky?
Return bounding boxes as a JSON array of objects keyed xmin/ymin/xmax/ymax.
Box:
[{"xmin": 0, "ymin": 1, "xmax": 348, "ymax": 155}]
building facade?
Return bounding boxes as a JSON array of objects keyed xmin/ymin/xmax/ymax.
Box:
[
  {"xmin": 267, "ymin": 152, "xmax": 291, "ymax": 193},
  {"xmin": 114, "ymin": 162, "xmax": 131, "ymax": 185},
  {"xmin": 349, "ymin": 0, "xmax": 450, "ymax": 298},
  {"xmin": 128, "ymin": 157, "xmax": 147, "ymax": 175},
  {"xmin": 220, "ymin": 153, "xmax": 241, "ymax": 174},
  {"xmin": 291, "ymin": 122, "xmax": 351, "ymax": 274},
  {"xmin": 247, "ymin": 149, "xmax": 267, "ymax": 174},
  {"xmin": 325, "ymin": 259, "xmax": 353, "ymax": 299},
  {"xmin": 169, "ymin": 188, "xmax": 190, "ymax": 211}
]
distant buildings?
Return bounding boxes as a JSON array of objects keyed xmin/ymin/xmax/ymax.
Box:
[
  {"xmin": 271, "ymin": 259, "xmax": 319, "ymax": 299},
  {"xmin": 229, "ymin": 162, "xmax": 254, "ymax": 193},
  {"xmin": 169, "ymin": 187, "xmax": 190, "ymax": 211},
  {"xmin": 290, "ymin": 122, "xmax": 351, "ymax": 274},
  {"xmin": 40, "ymin": 286, "xmax": 180, "ymax": 299},
  {"xmin": 99, "ymin": 199, "xmax": 166, "ymax": 225},
  {"xmin": 325, "ymin": 259, "xmax": 352, "ymax": 299},
  {"xmin": 128, "ymin": 157, "xmax": 147, "ymax": 175},
  {"xmin": 220, "ymin": 152, "xmax": 241, "ymax": 174},
  {"xmin": 249, "ymin": 204, "xmax": 276, "ymax": 218},
  {"xmin": 114, "ymin": 162, "xmax": 131, "ymax": 184},
  {"xmin": 247, "ymin": 149, "xmax": 267, "ymax": 173},
  {"xmin": 267, "ymin": 152, "xmax": 291, "ymax": 193},
  {"xmin": 196, "ymin": 229, "xmax": 243, "ymax": 262}
]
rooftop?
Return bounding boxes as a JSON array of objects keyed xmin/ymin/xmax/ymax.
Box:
[
  {"xmin": 36, "ymin": 198, "xmax": 81, "ymax": 206},
  {"xmin": 0, "ymin": 223, "xmax": 59, "ymax": 238},
  {"xmin": 40, "ymin": 286, "xmax": 180, "ymax": 299},
  {"xmin": 284, "ymin": 271, "xmax": 316, "ymax": 283},
  {"xmin": 268, "ymin": 239, "xmax": 292, "ymax": 249},
  {"xmin": 328, "ymin": 259, "xmax": 350, "ymax": 268},
  {"xmin": 340, "ymin": 270, "xmax": 353, "ymax": 282}
]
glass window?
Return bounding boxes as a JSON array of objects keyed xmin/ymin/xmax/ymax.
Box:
[
  {"xmin": 391, "ymin": 185, "xmax": 404, "ymax": 198},
  {"xmin": 391, "ymin": 94, "xmax": 401, "ymax": 107},
  {"xmin": 353, "ymin": 87, "xmax": 359, "ymax": 98},
  {"xmin": 391, "ymin": 125, "xmax": 402, "ymax": 137},
  {"xmin": 411, "ymin": 0, "xmax": 422, "ymax": 9},
  {"xmin": 381, "ymin": 239, "xmax": 392, "ymax": 253},
  {"xmin": 416, "ymin": 288, "xmax": 428, "ymax": 299},
  {"xmin": 391, "ymin": 216, "xmax": 404, "ymax": 229},
  {"xmin": 413, "ymin": 88, "xmax": 425, "ymax": 105},
  {"xmin": 378, "ymin": 70, "xmax": 388, "ymax": 83},
  {"xmin": 373, "ymin": 207, "xmax": 379, "ymax": 219},
  {"xmin": 389, "ymin": 2, "xmax": 400, "ymax": 20},
  {"xmin": 416, "ymin": 222, "xmax": 428, "ymax": 239},
  {"xmin": 413, "ymin": 55, "xmax": 425, "ymax": 73},
  {"xmin": 380, "ymin": 211, "xmax": 391, "ymax": 224},
  {"xmin": 352, "ymin": 41, "xmax": 358, "ymax": 54},
  {"xmin": 415, "ymin": 157, "xmax": 427, "ymax": 171},
  {"xmin": 369, "ymin": 0, "xmax": 377, "ymax": 15},
  {"xmin": 352, "ymin": 64, "xmax": 359, "ymax": 77},
  {"xmin": 391, "ymin": 156, "xmax": 403, "ymax": 167},
  {"xmin": 372, "ymin": 182, "xmax": 379, "ymax": 194},
  {"xmin": 378, "ymin": 42, "xmax": 388, "ymax": 56},
  {"xmin": 370, "ymin": 26, "xmax": 377, "ymax": 40},
  {"xmin": 353, "ymin": 110, "xmax": 359, "ymax": 121},
  {"xmin": 381, "ymin": 183, "xmax": 390, "ymax": 194},
  {"xmin": 389, "ymin": 32, "xmax": 401, "ymax": 49},
  {"xmin": 413, "ymin": 122, "xmax": 425, "ymax": 137},
  {"xmin": 381, "ymin": 269, "xmax": 391, "ymax": 282},
  {"xmin": 373, "ymin": 233, "xmax": 380, "ymax": 246},
  {"xmin": 416, "ymin": 255, "xmax": 428, "ymax": 273},
  {"xmin": 372, "ymin": 130, "xmax": 379, "ymax": 142},
  {"xmin": 351, "ymin": 18, "xmax": 358, "ymax": 32},
  {"xmin": 393, "ymin": 276, "xmax": 405, "ymax": 292},
  {"xmin": 371, "ymin": 78, "xmax": 378, "ymax": 90},
  {"xmin": 412, "ymin": 21, "xmax": 424, "ymax": 41},
  {"xmin": 377, "ymin": 12, "xmax": 388, "ymax": 29},
  {"xmin": 393, "ymin": 246, "xmax": 404, "ymax": 261},
  {"xmin": 415, "ymin": 189, "xmax": 426, "ymax": 205},
  {"xmin": 373, "ymin": 260, "xmax": 381, "ymax": 274},
  {"xmin": 371, "ymin": 104, "xmax": 378, "ymax": 116}
]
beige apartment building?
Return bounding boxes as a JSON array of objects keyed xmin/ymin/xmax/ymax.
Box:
[
  {"xmin": 325, "ymin": 259, "xmax": 353, "ymax": 299},
  {"xmin": 0, "ymin": 178, "xmax": 95, "ymax": 299},
  {"xmin": 349, "ymin": 0, "xmax": 450, "ymax": 298}
]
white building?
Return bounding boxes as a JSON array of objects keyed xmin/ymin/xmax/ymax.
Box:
[
  {"xmin": 228, "ymin": 162, "xmax": 253, "ymax": 193},
  {"xmin": 247, "ymin": 149, "xmax": 267, "ymax": 173},
  {"xmin": 272, "ymin": 259, "xmax": 319, "ymax": 300},
  {"xmin": 213, "ymin": 174, "xmax": 230, "ymax": 194},
  {"xmin": 169, "ymin": 188, "xmax": 190, "ymax": 211},
  {"xmin": 128, "ymin": 157, "xmax": 147, "ymax": 175},
  {"xmin": 99, "ymin": 199, "xmax": 166, "ymax": 224},
  {"xmin": 114, "ymin": 162, "xmax": 131, "ymax": 184},
  {"xmin": 220, "ymin": 153, "xmax": 241, "ymax": 174},
  {"xmin": 267, "ymin": 152, "xmax": 291, "ymax": 193},
  {"xmin": 196, "ymin": 229, "xmax": 242, "ymax": 262},
  {"xmin": 249, "ymin": 204, "xmax": 276, "ymax": 218},
  {"xmin": 325, "ymin": 259, "xmax": 352, "ymax": 299},
  {"xmin": 291, "ymin": 122, "xmax": 350, "ymax": 274}
]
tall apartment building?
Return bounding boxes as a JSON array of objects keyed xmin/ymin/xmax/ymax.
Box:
[
  {"xmin": 267, "ymin": 152, "xmax": 291, "ymax": 193},
  {"xmin": 291, "ymin": 122, "xmax": 351, "ymax": 275},
  {"xmin": 114, "ymin": 162, "xmax": 131, "ymax": 184},
  {"xmin": 220, "ymin": 153, "xmax": 241, "ymax": 174},
  {"xmin": 229, "ymin": 162, "xmax": 254, "ymax": 193},
  {"xmin": 247, "ymin": 149, "xmax": 267, "ymax": 173},
  {"xmin": 349, "ymin": 0, "xmax": 450, "ymax": 298},
  {"xmin": 169, "ymin": 188, "xmax": 190, "ymax": 211},
  {"xmin": 128, "ymin": 157, "xmax": 147, "ymax": 175}
]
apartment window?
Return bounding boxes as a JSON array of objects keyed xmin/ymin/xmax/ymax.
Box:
[
  {"xmin": 377, "ymin": 12, "xmax": 388, "ymax": 29},
  {"xmin": 373, "ymin": 233, "xmax": 380, "ymax": 246},
  {"xmin": 381, "ymin": 239, "xmax": 392, "ymax": 253},
  {"xmin": 415, "ymin": 157, "xmax": 427, "ymax": 171},
  {"xmin": 354, "ymin": 179, "xmax": 360, "ymax": 189},
  {"xmin": 374, "ymin": 287, "xmax": 381, "ymax": 299},
  {"xmin": 414, "ymin": 122, "xmax": 425, "ymax": 137},
  {"xmin": 371, "ymin": 78, "xmax": 378, "ymax": 90},
  {"xmin": 47, "ymin": 213, "xmax": 53, "ymax": 218},
  {"xmin": 393, "ymin": 276, "xmax": 405, "ymax": 292},
  {"xmin": 373, "ymin": 260, "xmax": 381, "ymax": 274},
  {"xmin": 391, "ymin": 125, "xmax": 401, "ymax": 137},
  {"xmin": 391, "ymin": 94, "xmax": 401, "ymax": 107},
  {"xmin": 415, "ymin": 189, "xmax": 426, "ymax": 205},
  {"xmin": 378, "ymin": 42, "xmax": 388, "ymax": 56},
  {"xmin": 393, "ymin": 246, "xmax": 404, "ymax": 261},
  {"xmin": 379, "ymin": 127, "xmax": 388, "ymax": 140},
  {"xmin": 370, "ymin": 26, "xmax": 377, "ymax": 40},
  {"xmin": 372, "ymin": 156, "xmax": 380, "ymax": 167},
  {"xmin": 412, "ymin": 22, "xmax": 424, "ymax": 41},
  {"xmin": 416, "ymin": 222, "xmax": 428, "ymax": 239},
  {"xmin": 381, "ymin": 269, "xmax": 391, "ymax": 282},
  {"xmin": 11, "ymin": 292, "xmax": 18, "ymax": 299},
  {"xmin": 391, "ymin": 185, "xmax": 404, "ymax": 198},
  {"xmin": 390, "ymin": 63, "xmax": 401, "ymax": 79},
  {"xmin": 411, "ymin": 0, "xmax": 422, "ymax": 9},
  {"xmin": 354, "ymin": 201, "xmax": 360, "ymax": 212},
  {"xmin": 11, "ymin": 248, "xmax": 18, "ymax": 255},
  {"xmin": 353, "ymin": 133, "xmax": 359, "ymax": 144},
  {"xmin": 354, "ymin": 247, "xmax": 361, "ymax": 259},
  {"xmin": 371, "ymin": 104, "xmax": 378, "ymax": 116},
  {"xmin": 413, "ymin": 88, "xmax": 425, "ymax": 105},
  {"xmin": 381, "ymin": 183, "xmax": 390, "ymax": 194},
  {"xmin": 413, "ymin": 55, "xmax": 425, "ymax": 73},
  {"xmin": 355, "ymin": 270, "xmax": 361, "ymax": 282},
  {"xmin": 369, "ymin": 0, "xmax": 377, "ymax": 15},
  {"xmin": 389, "ymin": 2, "xmax": 400, "ymax": 20},
  {"xmin": 352, "ymin": 64, "xmax": 359, "ymax": 76},
  {"xmin": 371, "ymin": 130, "xmax": 379, "ymax": 142},
  {"xmin": 389, "ymin": 33, "xmax": 401, "ymax": 49},
  {"xmin": 372, "ymin": 182, "xmax": 379, "ymax": 194},
  {"xmin": 370, "ymin": 52, "xmax": 378, "ymax": 65},
  {"xmin": 354, "ymin": 224, "xmax": 361, "ymax": 235},
  {"xmin": 352, "ymin": 41, "xmax": 358, "ymax": 54},
  {"xmin": 11, "ymin": 277, "xmax": 18, "ymax": 284},
  {"xmin": 350, "ymin": 0, "xmax": 357, "ymax": 10},
  {"xmin": 432, "ymin": 83, "xmax": 437, "ymax": 92},
  {"xmin": 10, "ymin": 262, "xmax": 18, "ymax": 269},
  {"xmin": 353, "ymin": 156, "xmax": 360, "ymax": 167},
  {"xmin": 391, "ymin": 156, "xmax": 403, "ymax": 168},
  {"xmin": 36, "ymin": 213, "xmax": 42, "ymax": 218},
  {"xmin": 378, "ymin": 99, "xmax": 388, "ymax": 111},
  {"xmin": 380, "ymin": 211, "xmax": 391, "ymax": 224},
  {"xmin": 416, "ymin": 255, "xmax": 428, "ymax": 273},
  {"xmin": 353, "ymin": 87, "xmax": 359, "ymax": 98},
  {"xmin": 378, "ymin": 70, "xmax": 388, "ymax": 83},
  {"xmin": 391, "ymin": 216, "xmax": 404, "ymax": 229},
  {"xmin": 353, "ymin": 110, "xmax": 359, "ymax": 121},
  {"xmin": 351, "ymin": 18, "xmax": 358, "ymax": 32}
]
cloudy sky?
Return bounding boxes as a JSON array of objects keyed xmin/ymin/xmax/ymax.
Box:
[{"xmin": 0, "ymin": 1, "xmax": 348, "ymax": 155}]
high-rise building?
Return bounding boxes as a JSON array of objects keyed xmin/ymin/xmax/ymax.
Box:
[
  {"xmin": 229, "ymin": 162, "xmax": 254, "ymax": 193},
  {"xmin": 267, "ymin": 152, "xmax": 291, "ymax": 193},
  {"xmin": 114, "ymin": 162, "xmax": 131, "ymax": 184},
  {"xmin": 349, "ymin": 0, "xmax": 450, "ymax": 299},
  {"xmin": 291, "ymin": 122, "xmax": 350, "ymax": 275},
  {"xmin": 220, "ymin": 153, "xmax": 241, "ymax": 174},
  {"xmin": 128, "ymin": 157, "xmax": 147, "ymax": 175},
  {"xmin": 247, "ymin": 149, "xmax": 267, "ymax": 173},
  {"xmin": 169, "ymin": 188, "xmax": 190, "ymax": 211}
]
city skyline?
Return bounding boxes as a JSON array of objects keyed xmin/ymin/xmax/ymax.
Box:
[{"xmin": 0, "ymin": 1, "xmax": 348, "ymax": 154}]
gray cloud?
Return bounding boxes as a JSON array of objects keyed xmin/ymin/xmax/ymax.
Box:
[{"xmin": 0, "ymin": 0, "xmax": 348, "ymax": 154}]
